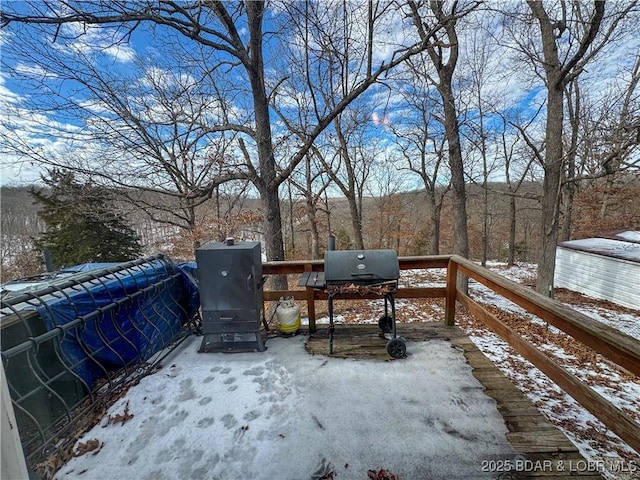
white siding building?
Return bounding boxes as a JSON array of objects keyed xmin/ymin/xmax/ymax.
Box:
[{"xmin": 554, "ymin": 231, "xmax": 640, "ymax": 310}]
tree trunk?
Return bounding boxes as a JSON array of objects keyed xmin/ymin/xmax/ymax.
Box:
[
  {"xmin": 348, "ymin": 197, "xmax": 365, "ymax": 250},
  {"xmin": 508, "ymin": 195, "xmax": 516, "ymax": 266},
  {"xmin": 527, "ymin": 0, "xmax": 607, "ymax": 297},
  {"xmin": 214, "ymin": 186, "xmax": 224, "ymax": 242},
  {"xmin": 478, "ymin": 89, "xmax": 489, "ymax": 267},
  {"xmin": 428, "ymin": 191, "xmax": 441, "ymax": 256},
  {"xmin": 599, "ymin": 176, "xmax": 615, "ymax": 219},
  {"xmin": 306, "ymin": 197, "xmax": 321, "ymax": 259},
  {"xmin": 246, "ymin": 2, "xmax": 287, "ymax": 289},
  {"xmin": 482, "ymin": 185, "xmax": 489, "ymax": 267},
  {"xmin": 305, "ymin": 156, "xmax": 322, "ymax": 260},
  {"xmin": 560, "ymin": 80, "xmax": 580, "ymax": 243},
  {"xmin": 536, "ymin": 85, "xmax": 564, "ymax": 298},
  {"xmin": 441, "ymin": 80, "xmax": 469, "ymax": 293},
  {"xmin": 413, "ymin": 0, "xmax": 470, "ymax": 294},
  {"xmin": 560, "ymin": 183, "xmax": 574, "ymax": 243},
  {"xmin": 287, "ymin": 182, "xmax": 296, "ymax": 255},
  {"xmin": 183, "ymin": 199, "xmax": 200, "ymax": 251}
]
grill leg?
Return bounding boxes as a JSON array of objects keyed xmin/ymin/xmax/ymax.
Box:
[
  {"xmin": 384, "ymin": 296, "xmax": 389, "ymax": 319},
  {"xmin": 387, "ymin": 293, "xmax": 397, "ymax": 339},
  {"xmin": 328, "ymin": 292, "xmax": 335, "ymax": 354},
  {"xmin": 385, "ymin": 292, "xmax": 406, "ymax": 358}
]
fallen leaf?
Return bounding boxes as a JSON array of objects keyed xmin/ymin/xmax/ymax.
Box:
[
  {"xmin": 73, "ymin": 439, "xmax": 103, "ymax": 457},
  {"xmin": 108, "ymin": 401, "xmax": 134, "ymax": 426}
]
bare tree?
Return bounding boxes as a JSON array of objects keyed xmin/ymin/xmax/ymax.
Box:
[
  {"xmin": 284, "ymin": 152, "xmax": 333, "ymax": 260},
  {"xmin": 308, "ymin": 103, "xmax": 380, "ymax": 250},
  {"xmin": 0, "ymin": 187, "xmax": 45, "ymax": 280},
  {"xmin": 561, "ymin": 52, "xmax": 640, "ymax": 241},
  {"xmin": 2, "ymin": 1, "xmax": 439, "ymax": 274},
  {"xmin": 460, "ymin": 21, "xmax": 505, "ymax": 266},
  {"xmin": 559, "ymin": 78, "xmax": 581, "ymax": 242},
  {"xmin": 366, "ymin": 159, "xmax": 415, "ymax": 252},
  {"xmin": 1, "ymin": 1, "xmax": 288, "ymax": 262},
  {"xmin": 271, "ymin": 0, "xmax": 447, "ymax": 251},
  {"xmin": 497, "ymin": 114, "xmax": 539, "ymax": 266},
  {"xmin": 390, "ymin": 78, "xmax": 450, "ymax": 255},
  {"xmin": 406, "ymin": 0, "xmax": 481, "ymax": 292},
  {"xmin": 595, "ymin": 53, "xmax": 640, "ymax": 219},
  {"xmin": 2, "ymin": 28, "xmax": 246, "ymax": 252},
  {"xmin": 506, "ymin": 1, "xmax": 637, "ymax": 296}
]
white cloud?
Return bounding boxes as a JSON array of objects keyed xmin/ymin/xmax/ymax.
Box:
[
  {"xmin": 14, "ymin": 63, "xmax": 59, "ymax": 80},
  {"xmin": 101, "ymin": 43, "xmax": 137, "ymax": 63},
  {"xmin": 58, "ymin": 22, "xmax": 137, "ymax": 63},
  {"xmin": 0, "ymin": 73, "xmax": 23, "ymax": 105},
  {"xmin": 0, "ymin": 71, "xmax": 93, "ymax": 184}
]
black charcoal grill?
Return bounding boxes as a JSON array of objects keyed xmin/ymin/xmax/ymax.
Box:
[{"xmin": 316, "ymin": 249, "xmax": 406, "ymax": 358}]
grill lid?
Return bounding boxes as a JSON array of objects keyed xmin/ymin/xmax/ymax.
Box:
[{"xmin": 324, "ymin": 249, "xmax": 399, "ymax": 285}]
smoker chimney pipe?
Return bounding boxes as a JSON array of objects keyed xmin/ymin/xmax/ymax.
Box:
[
  {"xmin": 43, "ymin": 251, "xmax": 54, "ymax": 272},
  {"xmin": 328, "ymin": 234, "xmax": 336, "ymax": 251}
]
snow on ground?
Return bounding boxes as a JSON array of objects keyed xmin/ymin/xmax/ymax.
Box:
[
  {"xmin": 566, "ymin": 302, "xmax": 640, "ymax": 341},
  {"xmin": 460, "ymin": 263, "xmax": 640, "ymax": 480},
  {"xmin": 56, "ymin": 336, "xmax": 518, "ymax": 480}
]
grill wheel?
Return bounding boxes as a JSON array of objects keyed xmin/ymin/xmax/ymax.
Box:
[{"xmin": 386, "ymin": 338, "xmax": 407, "ymax": 359}]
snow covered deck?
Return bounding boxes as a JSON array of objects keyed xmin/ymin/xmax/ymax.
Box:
[
  {"xmin": 4, "ymin": 256, "xmax": 637, "ymax": 480},
  {"xmin": 55, "ymin": 323, "xmax": 601, "ymax": 480}
]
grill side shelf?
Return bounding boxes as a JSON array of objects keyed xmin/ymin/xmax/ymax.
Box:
[{"xmin": 298, "ymin": 272, "xmax": 326, "ymax": 289}]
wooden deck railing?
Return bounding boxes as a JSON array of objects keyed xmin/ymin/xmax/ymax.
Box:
[{"xmin": 262, "ymin": 254, "xmax": 640, "ymax": 454}]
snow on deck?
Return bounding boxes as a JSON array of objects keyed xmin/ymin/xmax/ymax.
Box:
[
  {"xmin": 56, "ymin": 335, "xmax": 517, "ymax": 480},
  {"xmin": 52, "ymin": 262, "xmax": 639, "ymax": 480}
]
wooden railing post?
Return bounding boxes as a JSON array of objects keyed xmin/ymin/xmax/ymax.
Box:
[{"xmin": 445, "ymin": 258, "xmax": 458, "ymax": 326}]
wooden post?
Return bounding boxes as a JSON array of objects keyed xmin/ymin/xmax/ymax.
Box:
[
  {"xmin": 2, "ymin": 363, "xmax": 29, "ymax": 480},
  {"xmin": 445, "ymin": 259, "xmax": 458, "ymax": 326},
  {"xmin": 304, "ymin": 264, "xmax": 316, "ymax": 333}
]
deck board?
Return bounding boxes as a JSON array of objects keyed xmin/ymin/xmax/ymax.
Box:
[{"xmin": 303, "ymin": 322, "xmax": 602, "ymax": 478}]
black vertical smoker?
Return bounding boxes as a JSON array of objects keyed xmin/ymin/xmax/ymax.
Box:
[{"xmin": 196, "ymin": 239, "xmax": 266, "ymax": 352}]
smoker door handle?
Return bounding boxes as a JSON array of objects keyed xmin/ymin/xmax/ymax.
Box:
[
  {"xmin": 247, "ymin": 273, "xmax": 253, "ymax": 291},
  {"xmin": 351, "ymin": 272, "xmax": 374, "ymax": 277}
]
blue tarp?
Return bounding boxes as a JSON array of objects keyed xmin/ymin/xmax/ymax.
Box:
[
  {"xmin": 60, "ymin": 262, "xmax": 120, "ymax": 273},
  {"xmin": 35, "ymin": 260, "xmax": 199, "ymax": 387}
]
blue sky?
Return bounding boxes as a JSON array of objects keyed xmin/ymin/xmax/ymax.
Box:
[
  {"xmin": 0, "ymin": 3, "xmax": 415, "ymax": 189},
  {"xmin": 1, "ymin": 2, "xmax": 638, "ymax": 189}
]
